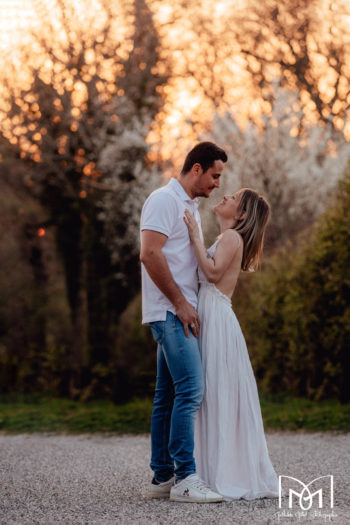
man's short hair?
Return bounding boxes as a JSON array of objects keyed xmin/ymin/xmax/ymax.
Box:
[{"xmin": 181, "ymin": 142, "xmax": 228, "ymax": 175}]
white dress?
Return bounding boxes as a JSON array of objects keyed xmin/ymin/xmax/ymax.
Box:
[{"xmin": 194, "ymin": 237, "xmax": 279, "ymax": 501}]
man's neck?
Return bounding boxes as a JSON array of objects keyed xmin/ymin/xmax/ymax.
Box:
[{"xmin": 177, "ymin": 175, "xmax": 195, "ymax": 199}]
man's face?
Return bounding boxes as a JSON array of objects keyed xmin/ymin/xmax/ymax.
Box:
[{"xmin": 194, "ymin": 160, "xmax": 224, "ymax": 198}]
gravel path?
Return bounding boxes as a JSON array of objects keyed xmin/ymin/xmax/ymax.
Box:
[{"xmin": 0, "ymin": 432, "xmax": 349, "ymax": 525}]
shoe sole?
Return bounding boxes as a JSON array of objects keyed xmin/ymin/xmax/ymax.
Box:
[
  {"xmin": 169, "ymin": 496, "xmax": 224, "ymax": 503},
  {"xmin": 144, "ymin": 492, "xmax": 171, "ymax": 499}
]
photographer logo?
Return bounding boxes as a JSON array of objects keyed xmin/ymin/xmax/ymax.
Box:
[{"xmin": 279, "ymin": 475, "xmax": 334, "ymax": 510}]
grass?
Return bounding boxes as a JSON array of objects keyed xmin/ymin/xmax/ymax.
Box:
[
  {"xmin": 0, "ymin": 393, "xmax": 349, "ymax": 434},
  {"xmin": 0, "ymin": 395, "xmax": 153, "ymax": 434},
  {"xmin": 260, "ymin": 392, "xmax": 350, "ymax": 432}
]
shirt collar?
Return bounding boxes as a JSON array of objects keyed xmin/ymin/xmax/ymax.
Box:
[{"xmin": 169, "ymin": 178, "xmax": 199, "ymax": 209}]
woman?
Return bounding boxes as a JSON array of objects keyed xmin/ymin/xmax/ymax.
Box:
[{"xmin": 183, "ymin": 188, "xmax": 279, "ymax": 501}]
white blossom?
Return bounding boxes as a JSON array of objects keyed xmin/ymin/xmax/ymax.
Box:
[
  {"xmin": 199, "ymin": 89, "xmax": 350, "ymax": 245},
  {"xmin": 97, "ymin": 101, "xmax": 162, "ymax": 272}
]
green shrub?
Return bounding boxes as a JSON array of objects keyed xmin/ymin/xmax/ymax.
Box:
[{"xmin": 240, "ymin": 166, "xmax": 350, "ymax": 401}]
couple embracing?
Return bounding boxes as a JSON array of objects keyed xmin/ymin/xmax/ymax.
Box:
[{"xmin": 140, "ymin": 142, "xmax": 279, "ymax": 503}]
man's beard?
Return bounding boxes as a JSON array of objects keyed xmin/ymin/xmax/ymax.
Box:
[{"xmin": 195, "ymin": 188, "xmax": 214, "ymax": 198}]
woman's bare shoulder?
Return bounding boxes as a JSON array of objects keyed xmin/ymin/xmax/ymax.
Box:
[{"xmin": 221, "ymin": 229, "xmax": 243, "ymax": 248}]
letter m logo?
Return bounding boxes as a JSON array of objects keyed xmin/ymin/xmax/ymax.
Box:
[{"xmin": 279, "ymin": 475, "xmax": 334, "ymax": 510}]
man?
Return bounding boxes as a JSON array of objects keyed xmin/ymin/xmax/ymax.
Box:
[{"xmin": 140, "ymin": 142, "xmax": 227, "ymax": 503}]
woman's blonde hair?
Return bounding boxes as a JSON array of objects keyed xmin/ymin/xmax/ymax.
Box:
[{"xmin": 234, "ymin": 188, "xmax": 271, "ymax": 272}]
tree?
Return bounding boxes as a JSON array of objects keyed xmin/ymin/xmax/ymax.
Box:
[
  {"xmin": 0, "ymin": 0, "xmax": 166, "ymax": 399},
  {"xmin": 232, "ymin": 0, "xmax": 350, "ymax": 133},
  {"xmin": 148, "ymin": 0, "xmax": 350, "ymax": 168},
  {"xmin": 98, "ymin": 0, "xmax": 166, "ymax": 278},
  {"xmin": 0, "ymin": 146, "xmax": 72, "ymax": 396}
]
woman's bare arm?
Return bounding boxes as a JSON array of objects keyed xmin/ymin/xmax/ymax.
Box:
[{"xmin": 183, "ymin": 210, "xmax": 240, "ymax": 283}]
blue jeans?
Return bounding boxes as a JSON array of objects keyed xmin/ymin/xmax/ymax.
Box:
[{"xmin": 149, "ymin": 311, "xmax": 204, "ymax": 482}]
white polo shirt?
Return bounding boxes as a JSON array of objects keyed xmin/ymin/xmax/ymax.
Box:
[{"xmin": 140, "ymin": 178, "xmax": 203, "ymax": 324}]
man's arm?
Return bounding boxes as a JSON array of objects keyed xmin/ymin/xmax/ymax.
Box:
[{"xmin": 140, "ymin": 229, "xmax": 200, "ymax": 338}]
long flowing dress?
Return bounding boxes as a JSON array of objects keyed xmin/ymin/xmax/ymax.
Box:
[{"xmin": 194, "ymin": 238, "xmax": 279, "ymax": 501}]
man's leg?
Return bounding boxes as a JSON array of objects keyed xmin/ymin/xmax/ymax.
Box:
[
  {"xmin": 149, "ymin": 312, "xmax": 223, "ymax": 503},
  {"xmin": 160, "ymin": 312, "xmax": 204, "ymax": 481},
  {"xmin": 149, "ymin": 342, "xmax": 174, "ymax": 483}
]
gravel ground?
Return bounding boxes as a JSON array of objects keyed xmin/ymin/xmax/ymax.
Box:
[{"xmin": 0, "ymin": 432, "xmax": 349, "ymax": 525}]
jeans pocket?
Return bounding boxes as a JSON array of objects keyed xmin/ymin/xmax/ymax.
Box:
[{"xmin": 150, "ymin": 321, "xmax": 165, "ymax": 345}]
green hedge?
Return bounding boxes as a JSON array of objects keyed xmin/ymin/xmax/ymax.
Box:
[{"xmin": 241, "ymin": 166, "xmax": 350, "ymax": 401}]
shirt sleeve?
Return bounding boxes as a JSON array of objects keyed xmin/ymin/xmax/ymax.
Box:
[{"xmin": 141, "ymin": 191, "xmax": 177, "ymax": 237}]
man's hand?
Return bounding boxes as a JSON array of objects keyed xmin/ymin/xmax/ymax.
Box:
[{"xmin": 175, "ymin": 299, "xmax": 200, "ymax": 338}]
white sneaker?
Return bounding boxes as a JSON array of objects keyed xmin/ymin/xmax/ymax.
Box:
[
  {"xmin": 147, "ymin": 476, "xmax": 175, "ymax": 499},
  {"xmin": 170, "ymin": 474, "xmax": 224, "ymax": 503}
]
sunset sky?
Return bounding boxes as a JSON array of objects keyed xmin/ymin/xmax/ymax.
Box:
[
  {"xmin": 0, "ymin": 0, "xmax": 112, "ymax": 52},
  {"xmin": 0, "ymin": 0, "xmax": 47, "ymax": 51}
]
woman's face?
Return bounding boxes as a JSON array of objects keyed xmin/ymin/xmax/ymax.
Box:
[{"xmin": 214, "ymin": 190, "xmax": 244, "ymax": 223}]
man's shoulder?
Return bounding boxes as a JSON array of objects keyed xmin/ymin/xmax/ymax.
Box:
[
  {"xmin": 144, "ymin": 182, "xmax": 179, "ymax": 207},
  {"xmin": 149, "ymin": 184, "xmax": 173, "ymax": 197},
  {"xmin": 141, "ymin": 182, "xmax": 182, "ymax": 234}
]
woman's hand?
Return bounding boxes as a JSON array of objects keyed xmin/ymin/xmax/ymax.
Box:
[{"xmin": 183, "ymin": 209, "xmax": 201, "ymax": 243}]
